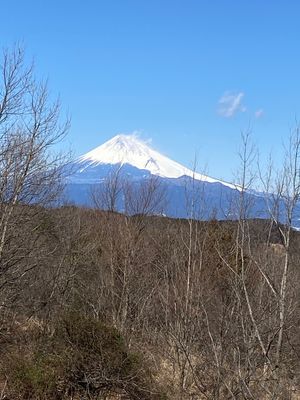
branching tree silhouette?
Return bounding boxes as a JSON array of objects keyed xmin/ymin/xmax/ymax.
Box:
[{"xmin": 0, "ymin": 45, "xmax": 69, "ymax": 306}]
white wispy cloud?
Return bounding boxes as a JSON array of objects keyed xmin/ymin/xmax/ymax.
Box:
[
  {"xmin": 218, "ymin": 91, "xmax": 246, "ymax": 118},
  {"xmin": 254, "ymin": 109, "xmax": 264, "ymax": 119}
]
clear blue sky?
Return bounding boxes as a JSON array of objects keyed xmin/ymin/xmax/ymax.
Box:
[{"xmin": 1, "ymin": 0, "xmax": 300, "ymax": 182}]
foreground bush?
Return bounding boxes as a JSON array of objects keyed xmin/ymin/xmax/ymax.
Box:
[{"xmin": 0, "ymin": 313, "xmax": 165, "ymax": 400}]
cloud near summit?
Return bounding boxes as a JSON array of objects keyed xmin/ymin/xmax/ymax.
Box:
[{"xmin": 218, "ymin": 91, "xmax": 246, "ymax": 118}]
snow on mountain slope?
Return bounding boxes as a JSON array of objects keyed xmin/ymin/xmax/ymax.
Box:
[{"xmin": 77, "ymin": 134, "xmax": 238, "ymax": 190}]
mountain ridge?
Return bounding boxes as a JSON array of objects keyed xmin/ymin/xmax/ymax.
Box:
[
  {"xmin": 63, "ymin": 134, "xmax": 282, "ymax": 224},
  {"xmin": 74, "ymin": 134, "xmax": 239, "ymax": 190}
]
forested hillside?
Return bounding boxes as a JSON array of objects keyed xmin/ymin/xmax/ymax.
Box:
[{"xmin": 0, "ymin": 205, "xmax": 300, "ymax": 399}]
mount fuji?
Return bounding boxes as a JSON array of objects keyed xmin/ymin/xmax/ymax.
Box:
[
  {"xmin": 64, "ymin": 134, "xmax": 266, "ymax": 220},
  {"xmin": 74, "ymin": 134, "xmax": 237, "ymax": 188}
]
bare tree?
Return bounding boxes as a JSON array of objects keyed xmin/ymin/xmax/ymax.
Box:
[
  {"xmin": 0, "ymin": 45, "xmax": 69, "ymax": 305},
  {"xmin": 260, "ymin": 125, "xmax": 300, "ymax": 368},
  {"xmin": 91, "ymin": 164, "xmax": 123, "ymax": 212}
]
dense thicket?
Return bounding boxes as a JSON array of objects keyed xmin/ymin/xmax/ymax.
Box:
[{"xmin": 0, "ymin": 206, "xmax": 299, "ymax": 399}]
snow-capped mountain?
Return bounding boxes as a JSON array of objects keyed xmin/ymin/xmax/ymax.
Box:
[
  {"xmin": 69, "ymin": 134, "xmax": 238, "ymax": 189},
  {"xmin": 64, "ymin": 134, "xmax": 269, "ymax": 221},
  {"xmin": 77, "ymin": 134, "xmax": 237, "ymax": 188}
]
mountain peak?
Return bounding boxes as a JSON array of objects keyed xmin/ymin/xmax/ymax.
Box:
[
  {"xmin": 105, "ymin": 134, "xmax": 143, "ymax": 148},
  {"xmin": 77, "ymin": 133, "xmax": 238, "ymax": 189},
  {"xmin": 78, "ymin": 134, "xmax": 157, "ymax": 169},
  {"xmin": 100, "ymin": 134, "xmax": 151, "ymax": 156}
]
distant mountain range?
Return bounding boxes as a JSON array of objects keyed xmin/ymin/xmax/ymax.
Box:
[{"xmin": 63, "ymin": 134, "xmax": 298, "ymax": 226}]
